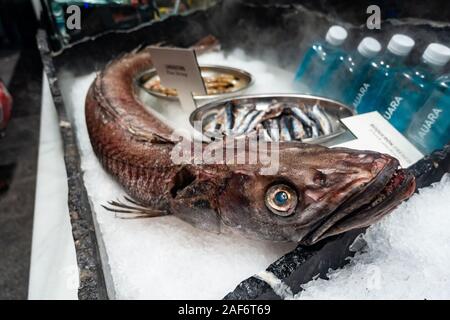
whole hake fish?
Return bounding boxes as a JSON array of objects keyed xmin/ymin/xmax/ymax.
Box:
[{"xmin": 85, "ymin": 48, "xmax": 416, "ymax": 244}]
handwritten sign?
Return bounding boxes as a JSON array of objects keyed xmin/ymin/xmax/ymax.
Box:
[{"xmin": 148, "ymin": 47, "xmax": 206, "ymax": 112}]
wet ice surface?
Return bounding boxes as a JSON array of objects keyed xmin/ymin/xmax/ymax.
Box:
[
  {"xmin": 62, "ymin": 49, "xmax": 298, "ymax": 299},
  {"xmin": 296, "ymin": 174, "xmax": 450, "ymax": 300}
]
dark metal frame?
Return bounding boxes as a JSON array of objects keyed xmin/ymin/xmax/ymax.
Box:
[{"xmin": 37, "ymin": 30, "xmax": 108, "ymax": 299}]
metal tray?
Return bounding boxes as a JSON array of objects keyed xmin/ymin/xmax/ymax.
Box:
[
  {"xmin": 138, "ymin": 64, "xmax": 253, "ymax": 100},
  {"xmin": 190, "ymin": 93, "xmax": 355, "ymax": 143}
]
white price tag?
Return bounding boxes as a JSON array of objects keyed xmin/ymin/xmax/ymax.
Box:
[
  {"xmin": 335, "ymin": 112, "xmax": 424, "ymax": 168},
  {"xmin": 147, "ymin": 46, "xmax": 206, "ymax": 113}
]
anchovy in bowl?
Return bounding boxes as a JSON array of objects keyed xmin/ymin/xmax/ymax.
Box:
[{"xmin": 190, "ymin": 94, "xmax": 354, "ymax": 144}]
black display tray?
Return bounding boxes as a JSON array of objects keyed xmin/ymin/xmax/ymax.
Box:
[{"xmin": 37, "ymin": 0, "xmax": 450, "ymax": 299}]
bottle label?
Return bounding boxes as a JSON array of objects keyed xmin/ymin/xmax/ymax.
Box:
[
  {"xmin": 352, "ymin": 83, "xmax": 370, "ymax": 108},
  {"xmin": 417, "ymin": 107, "xmax": 443, "ymax": 139},
  {"xmin": 383, "ymin": 96, "xmax": 403, "ymax": 120}
]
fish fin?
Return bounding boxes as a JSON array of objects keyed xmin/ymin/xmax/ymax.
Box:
[
  {"xmin": 102, "ymin": 196, "xmax": 168, "ymax": 219},
  {"xmin": 125, "ymin": 123, "xmax": 176, "ymax": 144}
]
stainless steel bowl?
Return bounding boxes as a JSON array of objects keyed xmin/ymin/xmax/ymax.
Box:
[
  {"xmin": 138, "ymin": 65, "xmax": 253, "ymax": 101},
  {"xmin": 189, "ymin": 94, "xmax": 355, "ymax": 144}
]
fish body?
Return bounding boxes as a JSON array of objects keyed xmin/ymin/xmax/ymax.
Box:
[
  {"xmin": 244, "ymin": 110, "xmax": 265, "ymax": 134},
  {"xmin": 244, "ymin": 102, "xmax": 286, "ymax": 135},
  {"xmin": 224, "ymin": 101, "xmax": 234, "ymax": 135},
  {"xmin": 261, "ymin": 127, "xmax": 272, "ymax": 141},
  {"xmin": 280, "ymin": 116, "xmax": 292, "ymax": 141},
  {"xmin": 234, "ymin": 109, "xmax": 260, "ymax": 135},
  {"xmin": 232, "ymin": 103, "xmax": 255, "ymax": 131},
  {"xmin": 290, "ymin": 105, "xmax": 319, "ymax": 138},
  {"xmin": 267, "ymin": 119, "xmax": 280, "ymax": 142},
  {"xmin": 203, "ymin": 116, "xmax": 218, "ymax": 134},
  {"xmin": 289, "ymin": 115, "xmax": 306, "ymax": 140},
  {"xmin": 308, "ymin": 103, "xmax": 332, "ymax": 135},
  {"xmin": 85, "ymin": 48, "xmax": 415, "ymax": 244}
]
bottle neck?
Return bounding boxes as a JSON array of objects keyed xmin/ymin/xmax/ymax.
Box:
[
  {"xmin": 419, "ymin": 58, "xmax": 445, "ymax": 76},
  {"xmin": 380, "ymin": 50, "xmax": 406, "ymax": 67},
  {"xmin": 354, "ymin": 51, "xmax": 372, "ymax": 65}
]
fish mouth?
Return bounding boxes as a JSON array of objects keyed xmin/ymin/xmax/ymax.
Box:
[{"xmin": 304, "ymin": 163, "xmax": 416, "ymax": 244}]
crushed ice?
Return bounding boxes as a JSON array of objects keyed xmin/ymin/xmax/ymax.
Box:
[{"xmin": 61, "ymin": 48, "xmax": 450, "ymax": 299}]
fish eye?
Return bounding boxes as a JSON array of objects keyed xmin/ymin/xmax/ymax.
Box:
[{"xmin": 265, "ymin": 184, "xmax": 298, "ymax": 217}]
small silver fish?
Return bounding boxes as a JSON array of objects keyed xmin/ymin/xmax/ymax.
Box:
[
  {"xmin": 310, "ymin": 123, "xmax": 319, "ymax": 138},
  {"xmin": 260, "ymin": 102, "xmax": 284, "ymax": 121},
  {"xmin": 234, "ymin": 109, "xmax": 260, "ymax": 135},
  {"xmin": 267, "ymin": 119, "xmax": 280, "ymax": 142},
  {"xmin": 232, "ymin": 103, "xmax": 255, "ymax": 132},
  {"xmin": 290, "ymin": 105, "xmax": 319, "ymax": 138},
  {"xmin": 280, "ymin": 116, "xmax": 292, "ymax": 141},
  {"xmin": 289, "ymin": 115, "xmax": 306, "ymax": 140},
  {"xmin": 203, "ymin": 112, "xmax": 221, "ymax": 135},
  {"xmin": 253, "ymin": 123, "xmax": 269, "ymax": 141},
  {"xmin": 245, "ymin": 110, "xmax": 269, "ymax": 134},
  {"xmin": 309, "ymin": 103, "xmax": 332, "ymax": 135},
  {"xmin": 289, "ymin": 105, "xmax": 315, "ymax": 128},
  {"xmin": 224, "ymin": 102, "xmax": 235, "ymax": 135}
]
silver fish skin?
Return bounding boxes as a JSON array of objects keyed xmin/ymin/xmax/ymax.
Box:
[
  {"xmin": 203, "ymin": 116, "xmax": 217, "ymax": 133},
  {"xmin": 309, "ymin": 103, "xmax": 332, "ymax": 135},
  {"xmin": 245, "ymin": 110, "xmax": 270, "ymax": 134},
  {"xmin": 214, "ymin": 108, "xmax": 226, "ymax": 131},
  {"xmin": 86, "ymin": 43, "xmax": 417, "ymax": 245},
  {"xmin": 260, "ymin": 102, "xmax": 284, "ymax": 122},
  {"xmin": 289, "ymin": 115, "xmax": 306, "ymax": 140},
  {"xmin": 224, "ymin": 102, "xmax": 234, "ymax": 135},
  {"xmin": 234, "ymin": 109, "xmax": 260, "ymax": 135},
  {"xmin": 245, "ymin": 102, "xmax": 289, "ymax": 134},
  {"xmin": 232, "ymin": 103, "xmax": 255, "ymax": 131},
  {"xmin": 280, "ymin": 116, "xmax": 292, "ymax": 141},
  {"xmin": 290, "ymin": 105, "xmax": 315, "ymax": 128},
  {"xmin": 267, "ymin": 118, "xmax": 280, "ymax": 142},
  {"xmin": 310, "ymin": 122, "xmax": 319, "ymax": 138},
  {"xmin": 262, "ymin": 127, "xmax": 272, "ymax": 141}
]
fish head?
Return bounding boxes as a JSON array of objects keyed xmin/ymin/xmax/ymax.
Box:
[{"xmin": 217, "ymin": 142, "xmax": 415, "ymax": 244}]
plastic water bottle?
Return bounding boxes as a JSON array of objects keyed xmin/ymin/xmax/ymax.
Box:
[
  {"xmin": 320, "ymin": 37, "xmax": 382, "ymax": 105},
  {"xmin": 377, "ymin": 43, "xmax": 450, "ymax": 133},
  {"xmin": 294, "ymin": 25, "xmax": 348, "ymax": 94},
  {"xmin": 406, "ymin": 75, "xmax": 450, "ymax": 154},
  {"xmin": 352, "ymin": 34, "xmax": 415, "ymax": 114}
]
